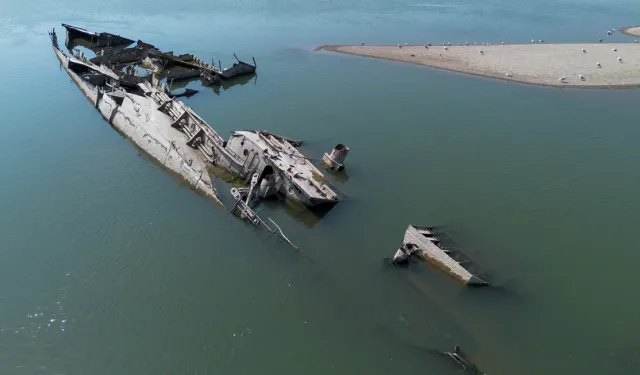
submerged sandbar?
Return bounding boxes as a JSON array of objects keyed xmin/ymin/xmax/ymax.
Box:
[{"xmin": 317, "ymin": 43, "xmax": 640, "ymax": 87}]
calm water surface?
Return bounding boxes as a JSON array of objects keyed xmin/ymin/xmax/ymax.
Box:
[{"xmin": 1, "ymin": 1, "xmax": 640, "ymax": 374}]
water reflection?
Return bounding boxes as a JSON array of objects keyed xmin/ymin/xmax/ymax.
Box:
[
  {"xmin": 255, "ymin": 198, "xmax": 334, "ymax": 228},
  {"xmin": 323, "ymin": 166, "xmax": 350, "ymax": 183}
]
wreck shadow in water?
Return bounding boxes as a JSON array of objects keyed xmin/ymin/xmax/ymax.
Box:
[
  {"xmin": 323, "ymin": 166, "xmax": 350, "ymax": 183},
  {"xmin": 259, "ymin": 198, "xmax": 336, "ymax": 229}
]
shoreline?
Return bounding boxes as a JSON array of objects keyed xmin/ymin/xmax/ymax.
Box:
[
  {"xmin": 620, "ymin": 26, "xmax": 640, "ymax": 38},
  {"xmin": 316, "ymin": 43, "xmax": 640, "ymax": 88}
]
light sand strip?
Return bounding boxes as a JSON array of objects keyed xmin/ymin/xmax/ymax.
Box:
[
  {"xmin": 317, "ymin": 43, "xmax": 640, "ymax": 88},
  {"xmin": 621, "ymin": 26, "xmax": 640, "ymax": 38}
]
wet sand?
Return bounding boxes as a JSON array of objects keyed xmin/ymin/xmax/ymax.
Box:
[
  {"xmin": 621, "ymin": 26, "xmax": 640, "ymax": 38},
  {"xmin": 317, "ymin": 43, "xmax": 640, "ymax": 87}
]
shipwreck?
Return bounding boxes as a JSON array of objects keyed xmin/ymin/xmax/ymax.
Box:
[
  {"xmin": 48, "ymin": 25, "xmax": 339, "ymax": 209},
  {"xmin": 63, "ymin": 23, "xmax": 135, "ymax": 49},
  {"xmin": 392, "ymin": 225, "xmax": 489, "ymax": 286}
]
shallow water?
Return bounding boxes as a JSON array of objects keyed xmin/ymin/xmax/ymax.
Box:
[{"xmin": 1, "ymin": 1, "xmax": 640, "ymax": 374}]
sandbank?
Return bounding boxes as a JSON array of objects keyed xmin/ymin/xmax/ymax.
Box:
[
  {"xmin": 620, "ymin": 26, "xmax": 640, "ymax": 38},
  {"xmin": 316, "ymin": 43, "xmax": 640, "ymax": 88}
]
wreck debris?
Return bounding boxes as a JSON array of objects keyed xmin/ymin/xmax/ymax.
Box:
[
  {"xmin": 256, "ymin": 131, "xmax": 303, "ymax": 147},
  {"xmin": 322, "ymin": 143, "xmax": 350, "ymax": 171},
  {"xmin": 393, "ymin": 225, "xmax": 489, "ymax": 286},
  {"xmin": 63, "ymin": 23, "xmax": 256, "ymax": 93},
  {"xmin": 267, "ymin": 218, "xmax": 300, "ymax": 250},
  {"xmin": 62, "ymin": 23, "xmax": 135, "ymax": 48},
  {"xmin": 225, "ymin": 130, "xmax": 339, "ymax": 207},
  {"xmin": 441, "ymin": 346, "xmax": 486, "ymax": 375},
  {"xmin": 230, "ymin": 175, "xmax": 264, "ymax": 226},
  {"xmin": 230, "ymin": 178, "xmax": 299, "ymax": 249},
  {"xmin": 165, "ymin": 87, "xmax": 199, "ymax": 99},
  {"xmin": 219, "ymin": 54, "xmax": 258, "ymax": 79},
  {"xmin": 200, "ymin": 69, "xmax": 222, "ymax": 86},
  {"xmin": 163, "ymin": 68, "xmax": 201, "ymax": 81}
]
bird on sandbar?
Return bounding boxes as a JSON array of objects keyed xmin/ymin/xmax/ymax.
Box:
[
  {"xmin": 596, "ymin": 62, "xmax": 602, "ymax": 67},
  {"xmin": 581, "ymin": 48, "xmax": 586, "ymax": 53},
  {"xmin": 579, "ymin": 74, "xmax": 585, "ymax": 80}
]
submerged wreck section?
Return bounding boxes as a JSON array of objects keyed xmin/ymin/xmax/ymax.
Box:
[
  {"xmin": 393, "ymin": 225, "xmax": 489, "ymax": 286},
  {"xmin": 63, "ymin": 23, "xmax": 257, "ymax": 89},
  {"xmin": 225, "ymin": 131, "xmax": 339, "ymax": 206},
  {"xmin": 442, "ymin": 346, "xmax": 486, "ymax": 375},
  {"xmin": 63, "ymin": 23, "xmax": 135, "ymax": 48},
  {"xmin": 50, "ymin": 25, "xmax": 339, "ymax": 210},
  {"xmin": 49, "ymin": 29, "xmax": 219, "ymax": 203}
]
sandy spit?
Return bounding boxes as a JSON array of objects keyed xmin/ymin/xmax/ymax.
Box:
[
  {"xmin": 316, "ymin": 43, "xmax": 640, "ymax": 88},
  {"xmin": 620, "ymin": 26, "xmax": 640, "ymax": 38}
]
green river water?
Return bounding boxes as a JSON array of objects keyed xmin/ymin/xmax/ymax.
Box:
[{"xmin": 1, "ymin": 1, "xmax": 640, "ymax": 374}]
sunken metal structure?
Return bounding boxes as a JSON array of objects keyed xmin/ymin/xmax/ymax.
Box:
[
  {"xmin": 442, "ymin": 346, "xmax": 486, "ymax": 375},
  {"xmin": 49, "ymin": 25, "xmax": 338, "ymax": 209},
  {"xmin": 225, "ymin": 131, "xmax": 339, "ymax": 206},
  {"xmin": 62, "ymin": 23, "xmax": 135, "ymax": 48},
  {"xmin": 393, "ymin": 225, "xmax": 489, "ymax": 286}
]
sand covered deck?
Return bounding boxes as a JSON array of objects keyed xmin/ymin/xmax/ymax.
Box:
[{"xmin": 317, "ymin": 43, "xmax": 640, "ymax": 88}]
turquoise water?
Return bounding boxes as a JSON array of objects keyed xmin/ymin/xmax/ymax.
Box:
[{"xmin": 1, "ymin": 1, "xmax": 640, "ymax": 374}]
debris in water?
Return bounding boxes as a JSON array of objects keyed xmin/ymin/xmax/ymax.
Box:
[
  {"xmin": 322, "ymin": 144, "xmax": 350, "ymax": 171},
  {"xmin": 391, "ymin": 225, "xmax": 489, "ymax": 286}
]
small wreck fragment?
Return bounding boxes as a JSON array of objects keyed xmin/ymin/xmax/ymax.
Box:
[
  {"xmin": 322, "ymin": 143, "xmax": 350, "ymax": 171},
  {"xmin": 230, "ymin": 175, "xmax": 300, "ymax": 249},
  {"xmin": 392, "ymin": 225, "xmax": 488, "ymax": 286},
  {"xmin": 219, "ymin": 54, "xmax": 257, "ymax": 79},
  {"xmin": 62, "ymin": 23, "xmax": 135, "ymax": 48},
  {"xmin": 442, "ymin": 346, "xmax": 486, "ymax": 375}
]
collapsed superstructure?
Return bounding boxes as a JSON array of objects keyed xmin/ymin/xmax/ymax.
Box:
[{"xmin": 49, "ymin": 25, "xmax": 339, "ymax": 209}]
